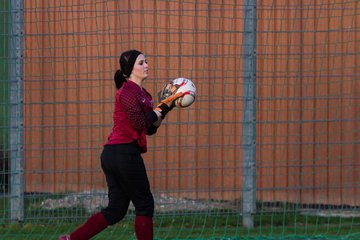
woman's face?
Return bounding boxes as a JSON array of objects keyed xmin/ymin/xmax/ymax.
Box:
[{"xmin": 131, "ymin": 54, "xmax": 148, "ymax": 82}]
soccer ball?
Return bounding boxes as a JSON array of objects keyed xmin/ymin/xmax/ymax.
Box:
[{"xmin": 172, "ymin": 77, "xmax": 196, "ymax": 108}]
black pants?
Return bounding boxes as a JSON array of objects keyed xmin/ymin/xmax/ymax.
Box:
[{"xmin": 100, "ymin": 143, "xmax": 154, "ymax": 225}]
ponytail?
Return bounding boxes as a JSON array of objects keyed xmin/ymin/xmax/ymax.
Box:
[{"xmin": 114, "ymin": 69, "xmax": 127, "ymax": 89}]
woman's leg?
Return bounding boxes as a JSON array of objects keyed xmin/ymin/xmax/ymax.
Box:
[
  {"xmin": 115, "ymin": 145, "xmax": 154, "ymax": 240},
  {"xmin": 100, "ymin": 145, "xmax": 131, "ymax": 225},
  {"xmin": 62, "ymin": 145, "xmax": 131, "ymax": 240},
  {"xmin": 68, "ymin": 212, "xmax": 108, "ymax": 240},
  {"xmin": 135, "ymin": 215, "xmax": 153, "ymax": 240}
]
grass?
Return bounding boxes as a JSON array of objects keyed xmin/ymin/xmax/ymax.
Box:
[
  {"xmin": 0, "ymin": 214, "xmax": 359, "ymax": 240},
  {"xmin": 0, "ymin": 195, "xmax": 360, "ymax": 239}
]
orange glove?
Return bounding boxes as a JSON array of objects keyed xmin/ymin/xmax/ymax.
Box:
[
  {"xmin": 158, "ymin": 81, "xmax": 181, "ymax": 102},
  {"xmin": 155, "ymin": 92, "xmax": 184, "ymax": 119},
  {"xmin": 160, "ymin": 92, "xmax": 184, "ymax": 107}
]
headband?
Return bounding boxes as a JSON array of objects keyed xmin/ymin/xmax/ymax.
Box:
[{"xmin": 121, "ymin": 50, "xmax": 142, "ymax": 78}]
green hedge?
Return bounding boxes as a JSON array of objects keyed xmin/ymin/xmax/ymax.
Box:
[{"xmin": 0, "ymin": 1, "xmax": 9, "ymax": 193}]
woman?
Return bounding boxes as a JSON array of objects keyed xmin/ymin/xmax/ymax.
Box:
[{"xmin": 60, "ymin": 49, "xmax": 183, "ymax": 240}]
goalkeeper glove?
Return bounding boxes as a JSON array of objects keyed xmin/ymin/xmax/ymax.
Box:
[
  {"xmin": 158, "ymin": 81, "xmax": 181, "ymax": 102},
  {"xmin": 155, "ymin": 92, "xmax": 184, "ymax": 119}
]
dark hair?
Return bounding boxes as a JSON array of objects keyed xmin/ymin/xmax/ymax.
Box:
[{"xmin": 114, "ymin": 49, "xmax": 142, "ymax": 89}]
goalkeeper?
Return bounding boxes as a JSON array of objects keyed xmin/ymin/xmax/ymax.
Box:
[{"xmin": 59, "ymin": 49, "xmax": 183, "ymax": 240}]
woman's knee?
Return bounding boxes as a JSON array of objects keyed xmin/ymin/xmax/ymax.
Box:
[
  {"xmin": 134, "ymin": 195, "xmax": 154, "ymax": 217},
  {"xmin": 101, "ymin": 206, "xmax": 128, "ymax": 225}
]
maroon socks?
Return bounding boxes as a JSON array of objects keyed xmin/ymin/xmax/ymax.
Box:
[
  {"xmin": 135, "ymin": 215, "xmax": 153, "ymax": 240},
  {"xmin": 70, "ymin": 212, "xmax": 109, "ymax": 240},
  {"xmin": 68, "ymin": 212, "xmax": 153, "ymax": 240}
]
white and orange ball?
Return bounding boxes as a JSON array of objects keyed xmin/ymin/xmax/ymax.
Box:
[{"xmin": 172, "ymin": 78, "xmax": 197, "ymax": 108}]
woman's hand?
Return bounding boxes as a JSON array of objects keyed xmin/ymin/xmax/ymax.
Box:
[{"xmin": 155, "ymin": 91, "xmax": 184, "ymax": 119}]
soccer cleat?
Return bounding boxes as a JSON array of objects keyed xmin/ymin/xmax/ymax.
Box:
[{"xmin": 58, "ymin": 235, "xmax": 70, "ymax": 240}]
